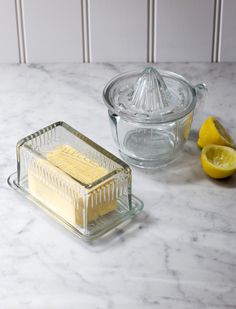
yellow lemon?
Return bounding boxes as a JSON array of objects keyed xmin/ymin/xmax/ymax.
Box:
[
  {"xmin": 198, "ymin": 116, "xmax": 234, "ymax": 148},
  {"xmin": 201, "ymin": 145, "xmax": 236, "ymax": 179}
]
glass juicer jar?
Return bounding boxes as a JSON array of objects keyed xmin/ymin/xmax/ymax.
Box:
[{"xmin": 103, "ymin": 67, "xmax": 207, "ymax": 168}]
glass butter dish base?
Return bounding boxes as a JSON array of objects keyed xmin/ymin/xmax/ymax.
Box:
[
  {"xmin": 7, "ymin": 121, "xmax": 144, "ymax": 241},
  {"xmin": 8, "ymin": 173, "xmax": 143, "ymax": 241}
]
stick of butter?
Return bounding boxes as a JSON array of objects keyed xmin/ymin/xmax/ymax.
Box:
[{"xmin": 28, "ymin": 145, "xmax": 118, "ymax": 227}]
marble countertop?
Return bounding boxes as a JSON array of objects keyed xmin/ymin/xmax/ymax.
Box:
[{"xmin": 0, "ymin": 63, "xmax": 236, "ymax": 309}]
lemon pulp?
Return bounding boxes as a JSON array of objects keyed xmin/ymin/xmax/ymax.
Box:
[
  {"xmin": 198, "ymin": 116, "xmax": 234, "ymax": 148},
  {"xmin": 201, "ymin": 145, "xmax": 236, "ymax": 179}
]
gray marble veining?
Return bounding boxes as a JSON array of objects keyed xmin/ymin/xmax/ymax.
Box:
[{"xmin": 0, "ymin": 63, "xmax": 235, "ymax": 309}]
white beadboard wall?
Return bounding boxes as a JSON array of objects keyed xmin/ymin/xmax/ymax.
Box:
[
  {"xmin": 155, "ymin": 0, "xmax": 215, "ymax": 62},
  {"xmin": 22, "ymin": 0, "xmax": 83, "ymax": 62},
  {"xmin": 0, "ymin": 0, "xmax": 19, "ymax": 63},
  {"xmin": 0, "ymin": 0, "xmax": 235, "ymax": 63},
  {"xmin": 89, "ymin": 0, "xmax": 148, "ymax": 62},
  {"xmin": 221, "ymin": 0, "xmax": 236, "ymax": 61}
]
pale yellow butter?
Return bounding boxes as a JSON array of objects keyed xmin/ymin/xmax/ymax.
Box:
[{"xmin": 28, "ymin": 145, "xmax": 117, "ymax": 227}]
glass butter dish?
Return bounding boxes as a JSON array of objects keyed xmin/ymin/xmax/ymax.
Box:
[{"xmin": 8, "ymin": 121, "xmax": 143, "ymax": 240}]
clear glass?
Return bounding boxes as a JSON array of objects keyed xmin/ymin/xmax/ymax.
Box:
[
  {"xmin": 103, "ymin": 68, "xmax": 196, "ymax": 124},
  {"xmin": 109, "ymin": 110, "xmax": 194, "ymax": 168},
  {"xmin": 8, "ymin": 121, "xmax": 143, "ymax": 240},
  {"xmin": 103, "ymin": 67, "xmax": 207, "ymax": 168}
]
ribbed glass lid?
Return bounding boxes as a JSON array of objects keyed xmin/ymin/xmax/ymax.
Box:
[{"xmin": 103, "ymin": 67, "xmax": 196, "ymax": 123}]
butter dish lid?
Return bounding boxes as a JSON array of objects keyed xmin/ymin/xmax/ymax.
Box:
[
  {"xmin": 103, "ymin": 67, "xmax": 196, "ymax": 123},
  {"xmin": 8, "ymin": 121, "xmax": 144, "ymax": 241}
]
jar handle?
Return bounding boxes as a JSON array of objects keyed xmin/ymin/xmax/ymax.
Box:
[
  {"xmin": 194, "ymin": 83, "xmax": 208, "ymax": 114},
  {"xmin": 108, "ymin": 110, "xmax": 120, "ymax": 147}
]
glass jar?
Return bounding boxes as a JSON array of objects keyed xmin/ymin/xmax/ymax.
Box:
[{"xmin": 103, "ymin": 67, "xmax": 207, "ymax": 168}]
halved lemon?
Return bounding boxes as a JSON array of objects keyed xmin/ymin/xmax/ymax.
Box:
[
  {"xmin": 198, "ymin": 116, "xmax": 234, "ymax": 148},
  {"xmin": 201, "ymin": 145, "xmax": 236, "ymax": 179}
]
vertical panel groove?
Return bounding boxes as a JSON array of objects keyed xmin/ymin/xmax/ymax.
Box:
[
  {"xmin": 147, "ymin": 0, "xmax": 150, "ymax": 62},
  {"xmin": 212, "ymin": 0, "xmax": 223, "ymax": 62},
  {"xmin": 212, "ymin": 0, "xmax": 217, "ymax": 62},
  {"xmin": 153, "ymin": 0, "xmax": 157, "ymax": 62},
  {"xmin": 21, "ymin": 0, "xmax": 27, "ymax": 62},
  {"xmin": 81, "ymin": 0, "xmax": 87, "ymax": 62},
  {"xmin": 217, "ymin": 0, "xmax": 223, "ymax": 62},
  {"xmin": 81, "ymin": 0, "xmax": 91, "ymax": 63},
  {"xmin": 147, "ymin": 0, "xmax": 152, "ymax": 62},
  {"xmin": 148, "ymin": 0, "xmax": 156, "ymax": 62},
  {"xmin": 86, "ymin": 0, "xmax": 91, "ymax": 62},
  {"xmin": 15, "ymin": 0, "xmax": 26, "ymax": 63},
  {"xmin": 15, "ymin": 0, "xmax": 21, "ymax": 63}
]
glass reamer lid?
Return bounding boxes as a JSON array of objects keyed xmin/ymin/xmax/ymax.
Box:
[{"xmin": 103, "ymin": 67, "xmax": 197, "ymax": 124}]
